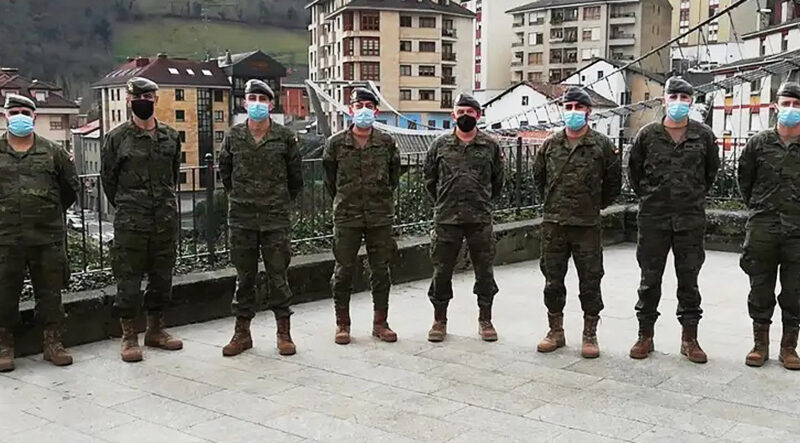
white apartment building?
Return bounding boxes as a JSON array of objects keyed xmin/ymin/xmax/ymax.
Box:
[
  {"xmin": 507, "ymin": 0, "xmax": 672, "ymax": 85},
  {"xmin": 307, "ymin": 0, "xmax": 475, "ymax": 132}
]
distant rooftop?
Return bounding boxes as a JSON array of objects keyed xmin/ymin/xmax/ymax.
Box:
[
  {"xmin": 0, "ymin": 71, "xmax": 78, "ymax": 109},
  {"xmin": 93, "ymin": 54, "xmax": 229, "ymax": 89},
  {"xmin": 319, "ymin": 0, "xmax": 474, "ymax": 18},
  {"xmin": 484, "ymin": 82, "xmax": 618, "ymax": 109}
]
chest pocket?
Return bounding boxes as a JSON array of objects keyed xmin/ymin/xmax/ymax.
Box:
[
  {"xmin": 239, "ymin": 140, "xmax": 287, "ymax": 183},
  {"xmin": 29, "ymin": 153, "xmax": 56, "ymax": 176}
]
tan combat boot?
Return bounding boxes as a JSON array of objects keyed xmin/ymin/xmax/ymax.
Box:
[
  {"xmin": 478, "ymin": 305, "xmax": 498, "ymax": 342},
  {"xmin": 779, "ymin": 326, "xmax": 800, "ymax": 370},
  {"xmin": 537, "ymin": 312, "xmax": 565, "ymax": 353},
  {"xmin": 276, "ymin": 317, "xmax": 296, "ymax": 356},
  {"xmin": 680, "ymin": 324, "xmax": 707, "ymax": 364},
  {"xmin": 372, "ymin": 310, "xmax": 398, "ymax": 343},
  {"xmin": 120, "ymin": 318, "xmax": 143, "ymax": 363},
  {"xmin": 144, "ymin": 313, "xmax": 183, "ymax": 351},
  {"xmin": 222, "ymin": 317, "xmax": 252, "ymax": 357},
  {"xmin": 581, "ymin": 315, "xmax": 600, "ymax": 359},
  {"xmin": 746, "ymin": 322, "xmax": 769, "ymax": 367},
  {"xmin": 335, "ymin": 308, "xmax": 351, "ymax": 345},
  {"xmin": 427, "ymin": 304, "xmax": 448, "ymax": 342},
  {"xmin": 629, "ymin": 324, "xmax": 655, "ymax": 359},
  {"xmin": 42, "ymin": 327, "xmax": 73, "ymax": 367},
  {"xmin": 0, "ymin": 327, "xmax": 14, "ymax": 372}
]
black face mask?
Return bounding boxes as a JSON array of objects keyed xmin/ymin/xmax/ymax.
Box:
[
  {"xmin": 456, "ymin": 115, "xmax": 477, "ymax": 132},
  {"xmin": 131, "ymin": 99, "xmax": 155, "ymax": 120}
]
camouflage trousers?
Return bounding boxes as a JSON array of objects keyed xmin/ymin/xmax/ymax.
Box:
[
  {"xmin": 428, "ymin": 223, "xmax": 498, "ymax": 308},
  {"xmin": 740, "ymin": 225, "xmax": 800, "ymax": 327},
  {"xmin": 635, "ymin": 226, "xmax": 705, "ymax": 326},
  {"xmin": 540, "ymin": 223, "xmax": 604, "ymax": 316},
  {"xmin": 331, "ymin": 225, "xmax": 396, "ymax": 311},
  {"xmin": 230, "ymin": 228, "xmax": 294, "ymax": 320},
  {"xmin": 0, "ymin": 242, "xmax": 66, "ymax": 328},
  {"xmin": 111, "ymin": 228, "xmax": 176, "ymax": 319}
]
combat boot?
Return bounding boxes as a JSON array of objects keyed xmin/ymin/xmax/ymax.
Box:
[
  {"xmin": 629, "ymin": 324, "xmax": 655, "ymax": 359},
  {"xmin": 42, "ymin": 326, "xmax": 72, "ymax": 367},
  {"xmin": 779, "ymin": 325, "xmax": 800, "ymax": 370},
  {"xmin": 276, "ymin": 317, "xmax": 296, "ymax": 356},
  {"xmin": 581, "ymin": 315, "xmax": 600, "ymax": 359},
  {"xmin": 680, "ymin": 324, "xmax": 707, "ymax": 364},
  {"xmin": 144, "ymin": 313, "xmax": 183, "ymax": 351},
  {"xmin": 478, "ymin": 305, "xmax": 498, "ymax": 342},
  {"xmin": 0, "ymin": 327, "xmax": 14, "ymax": 372},
  {"xmin": 372, "ymin": 310, "xmax": 398, "ymax": 343},
  {"xmin": 427, "ymin": 304, "xmax": 448, "ymax": 342},
  {"xmin": 745, "ymin": 322, "xmax": 769, "ymax": 367},
  {"xmin": 119, "ymin": 318, "xmax": 143, "ymax": 363},
  {"xmin": 335, "ymin": 308, "xmax": 351, "ymax": 345},
  {"xmin": 537, "ymin": 312, "xmax": 565, "ymax": 353},
  {"xmin": 222, "ymin": 317, "xmax": 252, "ymax": 357}
]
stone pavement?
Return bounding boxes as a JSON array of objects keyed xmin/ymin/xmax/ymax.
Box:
[{"xmin": 2, "ymin": 244, "xmax": 800, "ymax": 443}]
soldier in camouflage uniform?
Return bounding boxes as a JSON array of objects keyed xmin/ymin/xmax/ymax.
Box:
[
  {"xmin": 628, "ymin": 77, "xmax": 719, "ymax": 364},
  {"xmin": 323, "ymin": 88, "xmax": 401, "ymax": 345},
  {"xmin": 0, "ymin": 94, "xmax": 78, "ymax": 372},
  {"xmin": 533, "ymin": 87, "xmax": 621, "ymax": 359},
  {"xmin": 738, "ymin": 82, "xmax": 800, "ymax": 370},
  {"xmin": 219, "ymin": 79, "xmax": 303, "ymax": 357},
  {"xmin": 101, "ymin": 77, "xmax": 183, "ymax": 363},
  {"xmin": 424, "ymin": 93, "xmax": 505, "ymax": 343}
]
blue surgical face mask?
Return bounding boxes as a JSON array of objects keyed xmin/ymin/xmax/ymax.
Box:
[
  {"xmin": 778, "ymin": 106, "xmax": 800, "ymax": 127},
  {"xmin": 563, "ymin": 110, "xmax": 586, "ymax": 130},
  {"xmin": 247, "ymin": 101, "xmax": 269, "ymax": 121},
  {"xmin": 353, "ymin": 107, "xmax": 376, "ymax": 129},
  {"xmin": 7, "ymin": 114, "xmax": 34, "ymax": 137},
  {"xmin": 666, "ymin": 101, "xmax": 691, "ymax": 121}
]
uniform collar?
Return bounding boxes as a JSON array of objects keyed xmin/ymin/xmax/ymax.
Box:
[
  {"xmin": 659, "ymin": 117, "xmax": 701, "ymax": 140},
  {"xmin": 1, "ymin": 132, "xmax": 42, "ymax": 157},
  {"xmin": 345, "ymin": 125, "xmax": 376, "ymax": 148}
]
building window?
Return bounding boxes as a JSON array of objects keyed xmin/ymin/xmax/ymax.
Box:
[
  {"xmin": 581, "ymin": 47, "xmax": 600, "ymax": 60},
  {"xmin": 529, "ymin": 33, "xmax": 543, "ymax": 45},
  {"xmin": 644, "ymin": 92, "xmax": 651, "ymax": 100},
  {"xmin": 582, "ymin": 27, "xmax": 599, "ymax": 41},
  {"xmin": 528, "ymin": 52, "xmax": 543, "ymax": 65},
  {"xmin": 175, "ymin": 89, "xmax": 185, "ymax": 101},
  {"xmin": 419, "ymin": 66, "xmax": 436, "ymax": 77},
  {"xmin": 583, "ymin": 6, "xmax": 601, "ymax": 20},
  {"xmin": 521, "ymin": 96, "xmax": 529, "ymax": 106},
  {"xmin": 344, "ymin": 38, "xmax": 354, "ymax": 56},
  {"xmin": 344, "ymin": 62, "xmax": 354, "ymax": 80},
  {"xmin": 343, "ymin": 11, "xmax": 354, "ymax": 30},
  {"xmin": 751, "ymin": 79, "xmax": 762, "ymax": 95},
  {"xmin": 407, "ymin": 121, "xmax": 417, "ymax": 129},
  {"xmin": 400, "ymin": 40, "xmax": 412, "ymax": 51},
  {"xmin": 528, "ymin": 71, "xmax": 543, "ymax": 82},
  {"xmin": 180, "ymin": 151, "xmax": 187, "ymax": 163},
  {"xmin": 360, "ymin": 62, "xmax": 380, "ymax": 81},
  {"xmin": 550, "ymin": 28, "xmax": 563, "ymax": 40},
  {"xmin": 361, "ymin": 13, "xmax": 379, "ymax": 31},
  {"xmin": 550, "ymin": 48, "xmax": 563, "ymax": 63},
  {"xmin": 175, "ymin": 110, "xmax": 185, "ymax": 122},
  {"xmin": 215, "ymin": 131, "xmax": 224, "ymax": 142},
  {"xmin": 214, "ymin": 90, "xmax": 223, "ymax": 102},
  {"xmin": 50, "ymin": 120, "xmax": 64, "ymax": 130},
  {"xmin": 443, "ymin": 120, "xmax": 451, "ymax": 129},
  {"xmin": 400, "ymin": 89, "xmax": 412, "ymax": 100},
  {"xmin": 400, "ymin": 65, "xmax": 412, "ymax": 76},
  {"xmin": 400, "ymin": 16, "xmax": 412, "ymax": 27},
  {"xmin": 419, "ymin": 17, "xmax": 436, "ymax": 28},
  {"xmin": 760, "ymin": 37, "xmax": 766, "ymax": 56},
  {"xmin": 428, "ymin": 120, "xmax": 436, "ymax": 128},
  {"xmin": 179, "ymin": 131, "xmax": 187, "ymax": 142},
  {"xmin": 361, "ymin": 37, "xmax": 380, "ymax": 56},
  {"xmin": 419, "ymin": 41, "xmax": 436, "ymax": 52},
  {"xmin": 419, "ymin": 90, "xmax": 435, "ymax": 101},
  {"xmin": 180, "ymin": 172, "xmax": 187, "ymax": 184},
  {"xmin": 214, "ymin": 110, "xmax": 224, "ymax": 122},
  {"xmin": 783, "ymin": 32, "xmax": 790, "ymax": 52},
  {"xmin": 597, "ymin": 70, "xmax": 604, "ymax": 80}
]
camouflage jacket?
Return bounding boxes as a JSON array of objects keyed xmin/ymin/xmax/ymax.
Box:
[
  {"xmin": 628, "ymin": 120, "xmax": 719, "ymax": 231},
  {"xmin": 533, "ymin": 129, "xmax": 621, "ymax": 226},
  {"xmin": 424, "ymin": 131, "xmax": 505, "ymax": 225},
  {"xmin": 101, "ymin": 120, "xmax": 181, "ymax": 232},
  {"xmin": 0, "ymin": 133, "xmax": 78, "ymax": 246},
  {"xmin": 219, "ymin": 121, "xmax": 303, "ymax": 231},
  {"xmin": 323, "ymin": 127, "xmax": 401, "ymax": 227},
  {"xmin": 738, "ymin": 128, "xmax": 800, "ymax": 232}
]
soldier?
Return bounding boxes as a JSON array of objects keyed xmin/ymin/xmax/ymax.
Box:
[
  {"xmin": 218, "ymin": 79, "xmax": 303, "ymax": 357},
  {"xmin": 0, "ymin": 94, "xmax": 78, "ymax": 372},
  {"xmin": 738, "ymin": 82, "xmax": 800, "ymax": 370},
  {"xmin": 532, "ymin": 87, "xmax": 621, "ymax": 358},
  {"xmin": 101, "ymin": 77, "xmax": 183, "ymax": 363},
  {"xmin": 323, "ymin": 88, "xmax": 400, "ymax": 345},
  {"xmin": 424, "ymin": 93, "xmax": 505, "ymax": 343},
  {"xmin": 628, "ymin": 77, "xmax": 719, "ymax": 364}
]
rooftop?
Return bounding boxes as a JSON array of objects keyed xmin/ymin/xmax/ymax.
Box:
[
  {"xmin": 710, "ymin": 48, "xmax": 800, "ymax": 74},
  {"xmin": 324, "ymin": 0, "xmax": 475, "ymax": 18},
  {"xmin": 507, "ymin": 0, "xmax": 667, "ymax": 14},
  {"xmin": 71, "ymin": 120, "xmax": 100, "ymax": 135},
  {"xmin": 0, "ymin": 73, "xmax": 78, "ymax": 109},
  {"xmin": 484, "ymin": 82, "xmax": 618, "ymax": 109},
  {"xmin": 93, "ymin": 54, "xmax": 230, "ymax": 89}
]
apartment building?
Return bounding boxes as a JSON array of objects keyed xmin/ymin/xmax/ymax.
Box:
[
  {"xmin": 507, "ymin": 0, "xmax": 672, "ymax": 85},
  {"xmin": 307, "ymin": 0, "xmax": 475, "ymax": 132},
  {"xmin": 456, "ymin": 0, "xmax": 534, "ymax": 104},
  {"xmin": 216, "ymin": 50, "xmax": 287, "ymax": 125}
]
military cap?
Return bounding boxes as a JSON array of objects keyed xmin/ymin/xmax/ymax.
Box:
[
  {"xmin": 665, "ymin": 76, "xmax": 693, "ymax": 96},
  {"xmin": 455, "ymin": 93, "xmax": 481, "ymax": 111},
  {"xmin": 350, "ymin": 87, "xmax": 378, "ymax": 105},
  {"xmin": 126, "ymin": 77, "xmax": 159, "ymax": 95},
  {"xmin": 561, "ymin": 86, "xmax": 592, "ymax": 107},
  {"xmin": 777, "ymin": 82, "xmax": 800, "ymax": 101},
  {"xmin": 244, "ymin": 79, "xmax": 274, "ymax": 100},
  {"xmin": 4, "ymin": 93, "xmax": 36, "ymax": 111}
]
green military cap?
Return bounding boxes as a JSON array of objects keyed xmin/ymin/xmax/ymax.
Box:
[
  {"xmin": 126, "ymin": 77, "xmax": 159, "ymax": 95},
  {"xmin": 4, "ymin": 93, "xmax": 36, "ymax": 111},
  {"xmin": 665, "ymin": 76, "xmax": 693, "ymax": 96},
  {"xmin": 455, "ymin": 93, "xmax": 481, "ymax": 111},
  {"xmin": 350, "ymin": 87, "xmax": 378, "ymax": 105},
  {"xmin": 244, "ymin": 79, "xmax": 274, "ymax": 100},
  {"xmin": 562, "ymin": 86, "xmax": 592, "ymax": 106},
  {"xmin": 777, "ymin": 82, "xmax": 800, "ymax": 100}
]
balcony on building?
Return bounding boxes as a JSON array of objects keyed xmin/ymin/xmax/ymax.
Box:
[
  {"xmin": 513, "ymin": 33, "xmax": 525, "ymax": 47},
  {"xmin": 441, "ymin": 98, "xmax": 453, "ymax": 109},
  {"xmin": 609, "ymin": 33, "xmax": 636, "ymax": 46},
  {"xmin": 511, "ymin": 51, "xmax": 524, "ymax": 67},
  {"xmin": 442, "ymin": 76, "xmax": 456, "ymax": 86},
  {"xmin": 611, "ymin": 53, "xmax": 635, "ymax": 61},
  {"xmin": 442, "ymin": 27, "xmax": 457, "ymax": 38},
  {"xmin": 512, "ymin": 14, "xmax": 524, "ymax": 27},
  {"xmin": 442, "ymin": 52, "xmax": 457, "ymax": 62},
  {"xmin": 609, "ymin": 9, "xmax": 636, "ymax": 25}
]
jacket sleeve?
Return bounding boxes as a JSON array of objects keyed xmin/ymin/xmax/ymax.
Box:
[
  {"xmin": 627, "ymin": 130, "xmax": 645, "ymax": 197},
  {"xmin": 100, "ymin": 132, "xmax": 119, "ymax": 207},
  {"xmin": 56, "ymin": 147, "xmax": 79, "ymax": 209},
  {"xmin": 601, "ymin": 139, "xmax": 622, "ymax": 208},
  {"xmin": 532, "ymin": 140, "xmax": 547, "ymax": 203},
  {"xmin": 423, "ymin": 141, "xmax": 439, "ymax": 200},
  {"xmin": 218, "ymin": 132, "xmax": 233, "ymax": 193},
  {"xmin": 388, "ymin": 137, "xmax": 401, "ymax": 190},
  {"xmin": 491, "ymin": 142, "xmax": 505, "ymax": 200},
  {"xmin": 737, "ymin": 137, "xmax": 757, "ymax": 206},
  {"xmin": 705, "ymin": 131, "xmax": 721, "ymax": 193},
  {"xmin": 286, "ymin": 132, "xmax": 304, "ymax": 201},
  {"xmin": 322, "ymin": 138, "xmax": 337, "ymax": 198}
]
